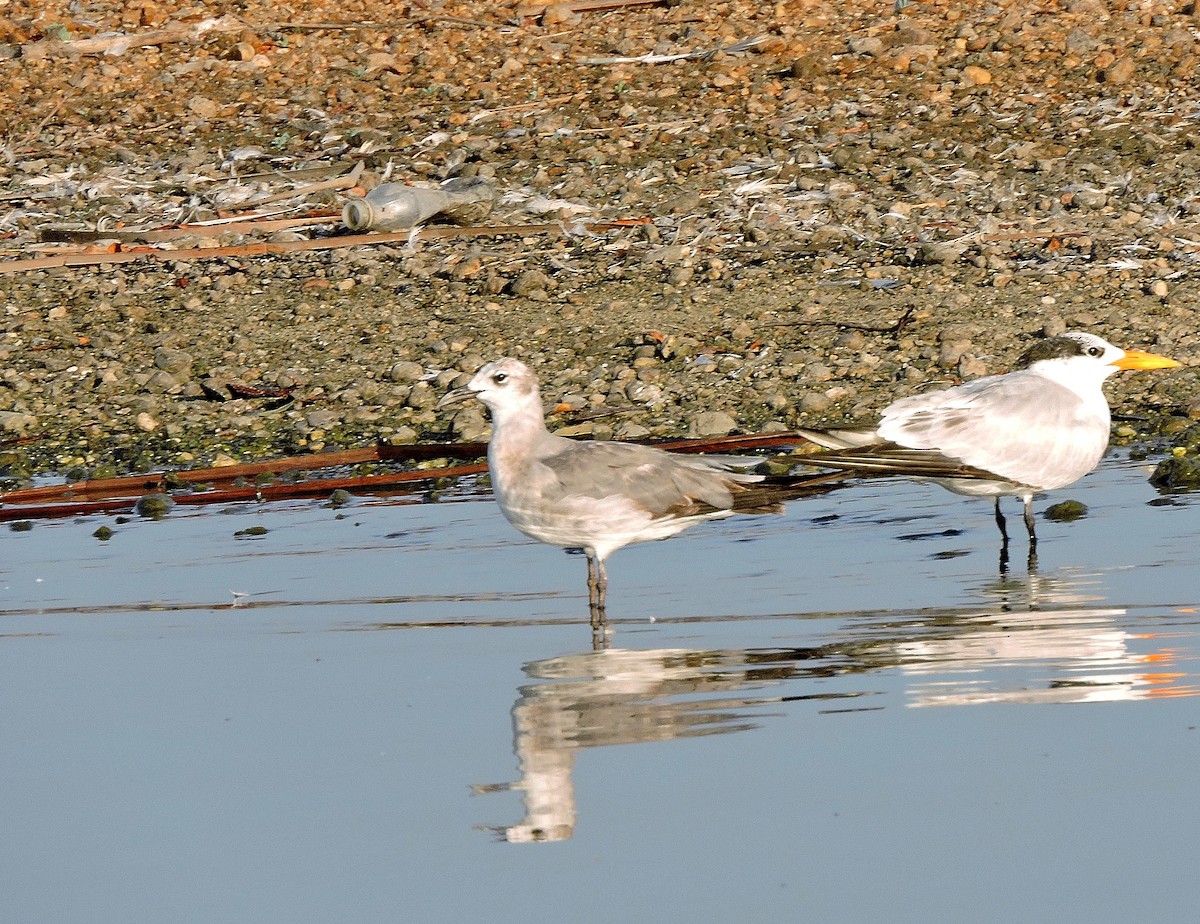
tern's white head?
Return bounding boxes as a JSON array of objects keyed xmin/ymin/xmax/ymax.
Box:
[{"xmin": 1014, "ymin": 332, "xmax": 1179, "ymax": 396}]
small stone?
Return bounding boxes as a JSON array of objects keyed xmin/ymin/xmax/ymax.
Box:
[
  {"xmin": 135, "ymin": 493, "xmax": 174, "ymax": 519},
  {"xmin": 667, "ymin": 265, "xmax": 694, "ymax": 286},
  {"xmin": 153, "ymin": 347, "xmax": 193, "ymax": 376},
  {"xmin": 135, "ymin": 412, "xmax": 159, "ymax": 432},
  {"xmin": 542, "ymin": 3, "xmax": 582, "ymax": 26},
  {"xmin": 388, "ymin": 361, "xmax": 425, "ymax": 383},
  {"xmin": 327, "ymin": 489, "xmax": 353, "ymax": 508},
  {"xmin": 93, "ymin": 525, "xmax": 114, "ymax": 540},
  {"xmin": 834, "ymin": 330, "xmax": 866, "ymax": 351},
  {"xmin": 1103, "ymin": 56, "xmax": 1135, "ymax": 85},
  {"xmin": 1149, "ymin": 280, "xmax": 1169, "ymax": 298},
  {"xmin": 848, "ymin": 35, "xmax": 884, "ymax": 56},
  {"xmin": 688, "ymin": 410, "xmax": 737, "ymax": 438},
  {"xmin": 305, "ymin": 409, "xmax": 340, "ymax": 429},
  {"xmin": 961, "ymin": 65, "xmax": 991, "ymax": 85},
  {"xmin": 189, "ymin": 96, "xmax": 219, "ymax": 119},
  {"xmin": 799, "ymin": 393, "xmax": 833, "ymax": 414},
  {"xmin": 939, "ymin": 340, "xmax": 973, "ymax": 366},
  {"xmin": 0, "ymin": 411, "xmax": 37, "ymax": 434},
  {"xmin": 920, "ymin": 242, "xmax": 968, "ymax": 265},
  {"xmin": 958, "ymin": 355, "xmax": 988, "ymax": 378},
  {"xmin": 1150, "ymin": 455, "xmax": 1200, "ymax": 489},
  {"xmin": 406, "ymin": 382, "xmax": 438, "ymax": 409},
  {"xmin": 1065, "ymin": 27, "xmax": 1098, "ymax": 55},
  {"xmin": 450, "ymin": 408, "xmax": 491, "ymax": 442},
  {"xmin": 509, "ymin": 269, "xmax": 552, "ymax": 298},
  {"xmin": 616, "ymin": 422, "xmax": 651, "ymax": 440},
  {"xmin": 385, "ymin": 426, "xmax": 420, "ymax": 444},
  {"xmin": 1043, "ymin": 500, "xmax": 1088, "ymax": 522},
  {"xmin": 1071, "ymin": 187, "xmax": 1107, "ymax": 209}
]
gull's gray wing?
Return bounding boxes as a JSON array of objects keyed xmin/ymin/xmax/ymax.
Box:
[{"xmin": 537, "ymin": 440, "xmax": 756, "ymax": 516}]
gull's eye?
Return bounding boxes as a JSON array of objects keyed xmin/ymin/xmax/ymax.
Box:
[{"xmin": 492, "ymin": 372, "xmax": 508, "ymax": 384}]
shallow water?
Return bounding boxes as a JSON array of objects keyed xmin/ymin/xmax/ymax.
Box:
[{"xmin": 3, "ymin": 455, "xmax": 1200, "ymax": 923}]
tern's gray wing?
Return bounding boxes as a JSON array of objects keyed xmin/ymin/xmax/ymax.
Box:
[
  {"xmin": 870, "ymin": 372, "xmax": 1108, "ymax": 489},
  {"xmin": 538, "ymin": 440, "xmax": 756, "ymax": 516}
]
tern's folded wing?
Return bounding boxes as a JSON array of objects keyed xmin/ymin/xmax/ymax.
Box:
[
  {"xmin": 873, "ymin": 373, "xmax": 1108, "ymax": 490},
  {"xmin": 802, "ymin": 444, "xmax": 1006, "ymax": 481}
]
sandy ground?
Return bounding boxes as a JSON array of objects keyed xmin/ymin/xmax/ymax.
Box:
[{"xmin": 0, "ymin": 0, "xmax": 1198, "ymax": 480}]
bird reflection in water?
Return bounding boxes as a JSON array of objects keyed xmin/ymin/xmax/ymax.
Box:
[
  {"xmin": 477, "ymin": 573, "xmax": 1196, "ymax": 841},
  {"xmin": 474, "ymin": 644, "xmax": 864, "ymax": 843}
]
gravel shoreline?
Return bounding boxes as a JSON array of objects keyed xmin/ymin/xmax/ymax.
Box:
[{"xmin": 1, "ymin": 0, "xmax": 1198, "ymax": 482}]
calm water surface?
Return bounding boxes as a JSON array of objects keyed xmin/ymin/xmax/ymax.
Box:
[{"xmin": 2, "ymin": 455, "xmax": 1199, "ymax": 923}]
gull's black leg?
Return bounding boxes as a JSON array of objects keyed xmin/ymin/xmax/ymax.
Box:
[{"xmin": 586, "ymin": 554, "xmax": 609, "ymax": 648}]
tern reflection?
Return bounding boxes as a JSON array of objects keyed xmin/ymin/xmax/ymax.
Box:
[
  {"xmin": 893, "ymin": 605, "xmax": 1189, "ymax": 707},
  {"xmin": 893, "ymin": 567, "xmax": 1193, "ymax": 706},
  {"xmin": 479, "ymin": 581, "xmax": 1194, "ymax": 841}
]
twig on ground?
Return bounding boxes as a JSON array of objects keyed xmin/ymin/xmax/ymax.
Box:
[
  {"xmin": 2, "ymin": 220, "xmax": 650, "ymax": 274},
  {"xmin": 517, "ymin": 0, "xmax": 669, "ymax": 20},
  {"xmin": 22, "ymin": 15, "xmax": 244, "ymax": 58}
]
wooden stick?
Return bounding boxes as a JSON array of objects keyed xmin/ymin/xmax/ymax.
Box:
[
  {"xmin": 0, "ymin": 220, "xmax": 647, "ymax": 274},
  {"xmin": 0, "ymin": 465, "xmax": 488, "ymax": 523},
  {"xmin": 39, "ymin": 214, "xmax": 340, "ymax": 245},
  {"xmin": 23, "ymin": 15, "xmax": 244, "ymax": 58},
  {"xmin": 517, "ymin": 0, "xmax": 668, "ymax": 18},
  {"xmin": 268, "ymin": 16, "xmax": 498, "ymax": 31},
  {"xmin": 1, "ymin": 432, "xmax": 816, "ymax": 511}
]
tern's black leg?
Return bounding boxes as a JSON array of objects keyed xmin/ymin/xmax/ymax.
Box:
[
  {"xmin": 994, "ymin": 497, "xmax": 1012, "ymax": 575},
  {"xmin": 993, "ymin": 497, "xmax": 1009, "ymax": 543},
  {"xmin": 1022, "ymin": 495, "xmax": 1038, "ymax": 546}
]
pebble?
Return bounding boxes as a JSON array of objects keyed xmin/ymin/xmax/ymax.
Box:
[
  {"xmin": 798, "ymin": 393, "xmax": 834, "ymax": 415},
  {"xmin": 135, "ymin": 493, "xmax": 174, "ymax": 519},
  {"xmin": 688, "ymin": 410, "xmax": 738, "ymax": 438}
]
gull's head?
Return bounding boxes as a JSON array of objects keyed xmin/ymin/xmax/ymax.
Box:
[
  {"xmin": 437, "ymin": 357, "xmax": 541, "ymax": 417},
  {"xmin": 1015, "ymin": 331, "xmax": 1180, "ymax": 385}
]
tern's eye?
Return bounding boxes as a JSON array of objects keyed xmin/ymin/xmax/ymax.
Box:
[
  {"xmin": 492, "ymin": 372, "xmax": 508, "ymax": 384},
  {"xmin": 1086, "ymin": 345, "xmax": 1103, "ymax": 357}
]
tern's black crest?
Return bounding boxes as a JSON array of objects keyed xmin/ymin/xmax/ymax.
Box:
[{"xmin": 1012, "ymin": 335, "xmax": 1096, "ymax": 370}]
